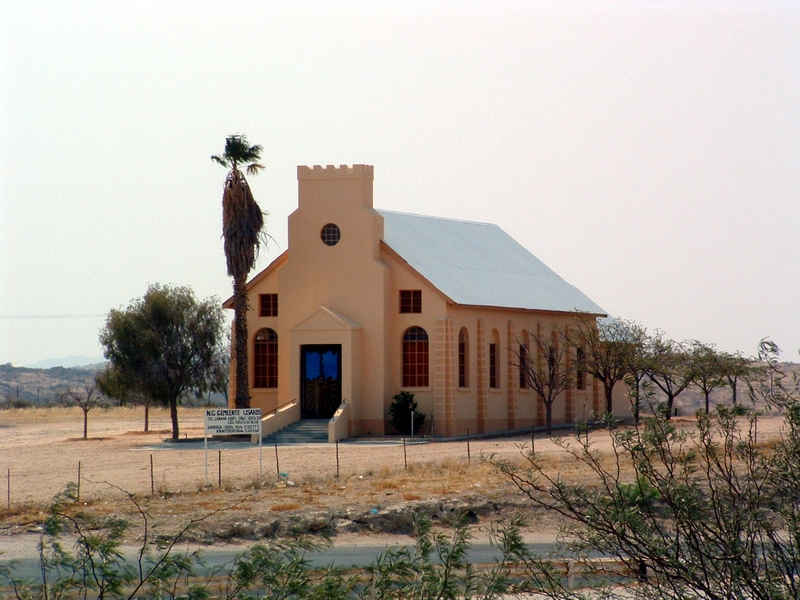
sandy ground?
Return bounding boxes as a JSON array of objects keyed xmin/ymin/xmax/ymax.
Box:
[
  {"xmin": 0, "ymin": 406, "xmax": 787, "ymax": 553},
  {"xmin": 0, "ymin": 406, "xmax": 786, "ymax": 507},
  {"xmin": 0, "ymin": 406, "xmax": 641, "ymax": 505}
]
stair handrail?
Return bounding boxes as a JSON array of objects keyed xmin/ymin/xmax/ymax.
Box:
[
  {"xmin": 263, "ymin": 399, "xmax": 297, "ymax": 420},
  {"xmin": 257, "ymin": 399, "xmax": 300, "ymax": 442}
]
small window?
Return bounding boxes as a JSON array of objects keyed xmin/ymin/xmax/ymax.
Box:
[
  {"xmin": 576, "ymin": 347, "xmax": 586, "ymax": 390},
  {"xmin": 321, "ymin": 223, "xmax": 341, "ymax": 246},
  {"xmin": 399, "ymin": 290, "xmax": 422, "ymax": 313},
  {"xmin": 259, "ymin": 294, "xmax": 278, "ymax": 317}
]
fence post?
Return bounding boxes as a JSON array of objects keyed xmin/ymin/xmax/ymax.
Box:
[
  {"xmin": 218, "ymin": 450, "xmax": 222, "ymax": 488},
  {"xmin": 6, "ymin": 469, "xmax": 9, "ymax": 510},
  {"xmin": 335, "ymin": 440, "xmax": 340, "ymax": 479},
  {"xmin": 77, "ymin": 461, "xmax": 81, "ymax": 502},
  {"xmin": 150, "ymin": 454, "xmax": 155, "ymax": 495},
  {"xmin": 275, "ymin": 442, "xmax": 280, "ymax": 479},
  {"xmin": 403, "ymin": 437, "xmax": 407, "ymax": 470},
  {"xmin": 467, "ymin": 431, "xmax": 471, "ymax": 465},
  {"xmin": 531, "ymin": 428, "xmax": 535, "ymax": 454}
]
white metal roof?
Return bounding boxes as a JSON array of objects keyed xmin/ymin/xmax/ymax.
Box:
[{"xmin": 378, "ymin": 209, "xmax": 606, "ymax": 315}]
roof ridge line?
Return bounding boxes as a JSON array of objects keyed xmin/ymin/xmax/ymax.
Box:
[{"xmin": 377, "ymin": 208, "xmax": 497, "ymax": 227}]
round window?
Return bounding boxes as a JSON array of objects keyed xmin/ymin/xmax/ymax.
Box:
[{"xmin": 320, "ymin": 223, "xmax": 341, "ymax": 246}]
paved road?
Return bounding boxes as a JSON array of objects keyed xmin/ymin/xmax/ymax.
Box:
[{"xmin": 0, "ymin": 541, "xmax": 566, "ymax": 581}]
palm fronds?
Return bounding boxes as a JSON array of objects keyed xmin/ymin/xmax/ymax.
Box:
[{"xmin": 211, "ymin": 134, "xmax": 264, "ymax": 173}]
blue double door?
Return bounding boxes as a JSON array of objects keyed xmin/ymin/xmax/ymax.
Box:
[{"xmin": 301, "ymin": 344, "xmax": 342, "ymax": 419}]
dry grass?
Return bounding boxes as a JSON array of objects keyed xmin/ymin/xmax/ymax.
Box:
[
  {"xmin": 270, "ymin": 502, "xmax": 301, "ymax": 512},
  {"xmin": 373, "ymin": 481, "xmax": 400, "ymax": 491},
  {"xmin": 0, "ymin": 405, "xmax": 161, "ymax": 425}
]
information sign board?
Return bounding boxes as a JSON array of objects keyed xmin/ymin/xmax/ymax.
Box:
[{"xmin": 204, "ymin": 408, "xmax": 262, "ymax": 435}]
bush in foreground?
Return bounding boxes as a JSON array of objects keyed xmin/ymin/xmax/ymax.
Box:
[{"xmin": 496, "ymin": 351, "xmax": 800, "ymax": 600}]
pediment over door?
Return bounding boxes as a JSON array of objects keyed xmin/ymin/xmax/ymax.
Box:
[{"xmin": 292, "ymin": 306, "xmax": 361, "ymax": 332}]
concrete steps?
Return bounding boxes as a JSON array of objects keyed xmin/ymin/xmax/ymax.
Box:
[{"xmin": 262, "ymin": 419, "xmax": 329, "ymax": 444}]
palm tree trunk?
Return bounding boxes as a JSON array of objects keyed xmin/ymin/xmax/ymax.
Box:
[{"xmin": 233, "ymin": 275, "xmax": 250, "ymax": 409}]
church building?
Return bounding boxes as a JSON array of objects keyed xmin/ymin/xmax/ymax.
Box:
[{"xmin": 224, "ymin": 164, "xmax": 629, "ymax": 440}]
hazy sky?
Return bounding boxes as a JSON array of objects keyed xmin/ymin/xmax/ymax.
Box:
[{"xmin": 2, "ymin": 1, "xmax": 799, "ymax": 366}]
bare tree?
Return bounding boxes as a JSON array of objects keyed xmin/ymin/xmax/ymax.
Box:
[
  {"xmin": 517, "ymin": 327, "xmax": 572, "ymax": 436},
  {"xmin": 569, "ymin": 316, "xmax": 646, "ymax": 416},
  {"xmin": 624, "ymin": 325, "xmax": 652, "ymax": 425},
  {"xmin": 60, "ymin": 382, "xmax": 103, "ymax": 439}
]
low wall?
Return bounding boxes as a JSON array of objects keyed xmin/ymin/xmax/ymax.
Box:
[
  {"xmin": 253, "ymin": 400, "xmax": 299, "ymax": 441},
  {"xmin": 328, "ymin": 400, "xmax": 349, "ymax": 442}
]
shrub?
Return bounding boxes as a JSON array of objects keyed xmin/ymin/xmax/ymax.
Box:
[{"xmin": 389, "ymin": 391, "xmax": 425, "ymax": 435}]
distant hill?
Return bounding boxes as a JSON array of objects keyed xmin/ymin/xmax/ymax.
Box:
[
  {"xmin": 0, "ymin": 362, "xmax": 226, "ymax": 408},
  {"xmin": 0, "ymin": 362, "xmax": 105, "ymax": 406},
  {"xmin": 24, "ymin": 356, "xmax": 106, "ymax": 369}
]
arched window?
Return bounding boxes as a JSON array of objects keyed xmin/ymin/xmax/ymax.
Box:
[
  {"xmin": 458, "ymin": 327, "xmax": 469, "ymax": 387},
  {"xmin": 254, "ymin": 328, "xmax": 278, "ymax": 388},
  {"xmin": 576, "ymin": 347, "xmax": 586, "ymax": 390},
  {"xmin": 402, "ymin": 326, "xmax": 429, "ymax": 387},
  {"xmin": 489, "ymin": 329, "xmax": 501, "ymax": 388}
]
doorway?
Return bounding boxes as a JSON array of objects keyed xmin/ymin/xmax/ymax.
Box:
[{"xmin": 300, "ymin": 345, "xmax": 342, "ymax": 419}]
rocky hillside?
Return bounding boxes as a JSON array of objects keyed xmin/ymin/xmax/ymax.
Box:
[{"xmin": 0, "ymin": 362, "xmax": 105, "ymax": 406}]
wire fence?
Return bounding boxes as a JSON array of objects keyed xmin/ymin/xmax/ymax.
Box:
[
  {"xmin": 1, "ymin": 430, "xmax": 556, "ymax": 510},
  {"xmin": 4, "ymin": 409, "xmax": 779, "ymax": 510}
]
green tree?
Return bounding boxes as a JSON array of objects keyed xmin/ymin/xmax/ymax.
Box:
[
  {"xmin": 96, "ymin": 364, "xmax": 154, "ymax": 432},
  {"xmin": 212, "ymin": 134, "xmax": 265, "ymax": 410},
  {"xmin": 99, "ymin": 284, "xmax": 224, "ymax": 439},
  {"xmin": 209, "ymin": 333, "xmax": 231, "ymax": 405},
  {"xmin": 645, "ymin": 334, "xmax": 694, "ymax": 419},
  {"xmin": 689, "ymin": 340, "xmax": 726, "ymax": 414},
  {"xmin": 718, "ymin": 350, "xmax": 752, "ymax": 406}
]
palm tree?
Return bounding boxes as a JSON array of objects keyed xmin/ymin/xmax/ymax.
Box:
[{"xmin": 212, "ymin": 135, "xmax": 265, "ymax": 409}]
